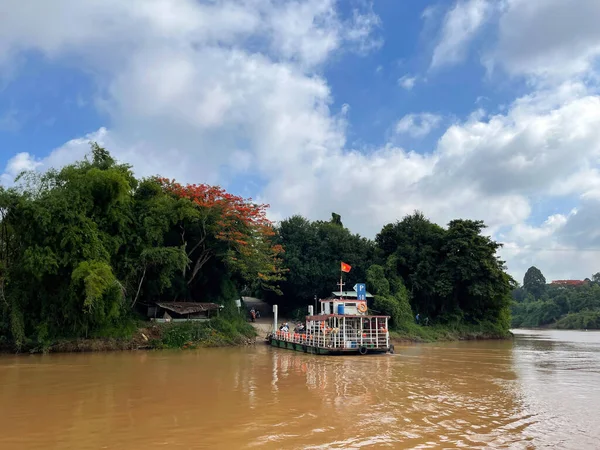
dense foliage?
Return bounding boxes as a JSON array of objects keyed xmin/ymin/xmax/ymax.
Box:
[
  {"xmin": 272, "ymin": 211, "xmax": 513, "ymax": 333},
  {"xmin": 0, "ymin": 145, "xmax": 515, "ymax": 349},
  {"xmin": 0, "ymin": 146, "xmax": 282, "ymax": 349},
  {"xmin": 512, "ymin": 267, "xmax": 600, "ymax": 329},
  {"xmin": 266, "ymin": 214, "xmax": 375, "ymax": 307}
]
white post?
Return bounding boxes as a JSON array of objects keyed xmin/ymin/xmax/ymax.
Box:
[
  {"xmin": 272, "ymin": 304, "xmax": 278, "ymax": 333},
  {"xmin": 307, "ymin": 305, "xmax": 313, "ymax": 338},
  {"xmin": 385, "ymin": 317, "xmax": 389, "ymax": 348},
  {"xmin": 360, "ymin": 318, "xmax": 363, "ymax": 347}
]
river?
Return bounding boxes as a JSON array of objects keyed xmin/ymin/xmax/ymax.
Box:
[{"xmin": 0, "ymin": 329, "xmax": 599, "ymax": 449}]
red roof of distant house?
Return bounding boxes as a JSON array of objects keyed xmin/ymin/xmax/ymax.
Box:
[{"xmin": 550, "ymin": 280, "xmax": 587, "ymax": 286}]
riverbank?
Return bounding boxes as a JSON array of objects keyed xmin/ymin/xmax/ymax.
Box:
[
  {"xmin": 390, "ymin": 322, "xmax": 512, "ymax": 343},
  {"xmin": 1, "ymin": 318, "xmax": 510, "ymax": 354},
  {"xmin": 511, "ymin": 310, "xmax": 600, "ymax": 331},
  {"xmin": 1, "ymin": 318, "xmax": 258, "ymax": 354}
]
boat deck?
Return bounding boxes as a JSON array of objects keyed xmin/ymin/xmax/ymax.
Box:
[{"xmin": 268, "ymin": 327, "xmax": 391, "ymax": 355}]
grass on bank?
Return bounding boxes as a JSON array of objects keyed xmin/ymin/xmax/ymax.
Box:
[
  {"xmin": 3, "ymin": 316, "xmax": 257, "ymax": 354},
  {"xmin": 390, "ymin": 321, "xmax": 511, "ymax": 343},
  {"xmin": 555, "ymin": 310, "xmax": 600, "ymax": 330},
  {"xmin": 154, "ymin": 317, "xmax": 256, "ymax": 349}
]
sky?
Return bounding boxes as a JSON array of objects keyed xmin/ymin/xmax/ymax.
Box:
[{"xmin": 2, "ymin": 0, "xmax": 600, "ymax": 284}]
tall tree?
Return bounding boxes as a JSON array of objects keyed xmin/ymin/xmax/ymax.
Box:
[
  {"xmin": 523, "ymin": 266, "xmax": 546, "ymax": 299},
  {"xmin": 376, "ymin": 212, "xmax": 447, "ymax": 317},
  {"xmin": 158, "ymin": 178, "xmax": 286, "ymax": 295},
  {"xmin": 375, "ymin": 212, "xmax": 513, "ymax": 329},
  {"xmin": 271, "ymin": 214, "xmax": 375, "ymax": 311}
]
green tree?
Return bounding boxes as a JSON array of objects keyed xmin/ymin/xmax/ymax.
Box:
[
  {"xmin": 523, "ymin": 266, "xmax": 546, "ymax": 299},
  {"xmin": 375, "ymin": 212, "xmax": 513, "ymax": 331},
  {"xmin": 376, "ymin": 212, "xmax": 447, "ymax": 317},
  {"xmin": 270, "ymin": 214, "xmax": 375, "ymax": 311},
  {"xmin": 330, "ymin": 212, "xmax": 343, "ymax": 227},
  {"xmin": 0, "ymin": 145, "xmax": 285, "ymax": 348},
  {"xmin": 367, "ymin": 262, "xmax": 413, "ymax": 327}
]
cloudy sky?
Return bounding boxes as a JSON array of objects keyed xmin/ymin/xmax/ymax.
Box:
[{"xmin": 2, "ymin": 0, "xmax": 600, "ymax": 283}]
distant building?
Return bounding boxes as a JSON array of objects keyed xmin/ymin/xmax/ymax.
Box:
[{"xmin": 550, "ymin": 280, "xmax": 588, "ymax": 286}]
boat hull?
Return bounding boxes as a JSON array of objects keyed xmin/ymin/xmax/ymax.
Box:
[{"xmin": 268, "ymin": 337, "xmax": 391, "ymax": 355}]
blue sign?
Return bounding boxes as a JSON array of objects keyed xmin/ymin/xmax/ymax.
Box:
[{"xmin": 355, "ymin": 283, "xmax": 366, "ymax": 300}]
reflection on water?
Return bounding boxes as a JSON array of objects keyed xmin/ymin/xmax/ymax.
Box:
[{"xmin": 0, "ymin": 330, "xmax": 599, "ymax": 449}]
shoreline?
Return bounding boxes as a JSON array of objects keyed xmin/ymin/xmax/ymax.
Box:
[{"xmin": 1, "ymin": 323, "xmax": 511, "ymax": 355}]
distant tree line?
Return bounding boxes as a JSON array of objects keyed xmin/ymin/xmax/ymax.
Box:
[
  {"xmin": 0, "ymin": 145, "xmax": 514, "ymax": 349},
  {"xmin": 512, "ymin": 266, "xmax": 600, "ymax": 329}
]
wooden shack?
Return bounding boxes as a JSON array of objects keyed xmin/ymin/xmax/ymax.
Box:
[{"xmin": 148, "ymin": 302, "xmax": 222, "ymax": 322}]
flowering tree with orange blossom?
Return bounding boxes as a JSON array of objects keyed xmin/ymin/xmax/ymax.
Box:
[{"xmin": 158, "ymin": 178, "xmax": 286, "ymax": 294}]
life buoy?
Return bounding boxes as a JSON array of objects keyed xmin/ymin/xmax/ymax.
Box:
[
  {"xmin": 359, "ymin": 346, "xmax": 368, "ymax": 355},
  {"xmin": 357, "ymin": 303, "xmax": 368, "ymax": 313}
]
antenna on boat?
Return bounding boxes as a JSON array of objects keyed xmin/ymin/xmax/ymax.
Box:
[{"xmin": 337, "ymin": 277, "xmax": 344, "ymax": 298}]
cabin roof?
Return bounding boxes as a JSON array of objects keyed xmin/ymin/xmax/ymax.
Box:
[
  {"xmin": 156, "ymin": 302, "xmax": 222, "ymax": 314},
  {"xmin": 322, "ymin": 291, "xmax": 374, "ymax": 299},
  {"xmin": 306, "ymin": 314, "xmax": 389, "ymax": 320}
]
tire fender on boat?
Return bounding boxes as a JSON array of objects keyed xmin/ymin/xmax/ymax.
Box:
[
  {"xmin": 389, "ymin": 344, "xmax": 395, "ymax": 354},
  {"xmin": 359, "ymin": 346, "xmax": 368, "ymax": 355}
]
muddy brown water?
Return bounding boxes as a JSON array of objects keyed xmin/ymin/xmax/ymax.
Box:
[{"xmin": 1, "ymin": 329, "xmax": 599, "ymax": 449}]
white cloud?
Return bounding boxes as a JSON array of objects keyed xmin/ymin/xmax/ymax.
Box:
[
  {"xmin": 1, "ymin": 128, "xmax": 110, "ymax": 186},
  {"xmin": 395, "ymin": 113, "xmax": 442, "ymax": 138},
  {"xmin": 3, "ymin": 0, "xmax": 600, "ymax": 283},
  {"xmin": 498, "ymin": 204, "xmax": 600, "ymax": 283},
  {"xmin": 491, "ymin": 0, "xmax": 600, "ymax": 80},
  {"xmin": 398, "ymin": 74, "xmax": 417, "ymax": 90},
  {"xmin": 0, "ymin": 152, "xmax": 40, "ymax": 185},
  {"xmin": 430, "ymin": 0, "xmax": 491, "ymax": 69}
]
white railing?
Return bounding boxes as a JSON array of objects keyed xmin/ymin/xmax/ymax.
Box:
[{"xmin": 274, "ymin": 329, "xmax": 389, "ymax": 349}]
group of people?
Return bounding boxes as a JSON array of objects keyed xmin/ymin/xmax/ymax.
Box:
[
  {"xmin": 277, "ymin": 322, "xmax": 306, "ymax": 333},
  {"xmin": 249, "ymin": 308, "xmax": 261, "ymax": 322}
]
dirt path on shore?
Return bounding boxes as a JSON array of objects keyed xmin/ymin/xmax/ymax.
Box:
[{"xmin": 250, "ymin": 318, "xmax": 273, "ymax": 337}]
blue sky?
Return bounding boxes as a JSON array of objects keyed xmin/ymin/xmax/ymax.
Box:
[{"xmin": 2, "ymin": 0, "xmax": 600, "ymax": 282}]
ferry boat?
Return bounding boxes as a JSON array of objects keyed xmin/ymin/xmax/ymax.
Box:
[{"xmin": 267, "ymin": 293, "xmax": 394, "ymax": 355}]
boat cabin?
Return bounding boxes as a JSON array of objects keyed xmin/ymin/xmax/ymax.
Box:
[{"xmin": 320, "ymin": 290, "xmax": 374, "ymax": 315}]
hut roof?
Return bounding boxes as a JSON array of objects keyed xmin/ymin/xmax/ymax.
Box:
[{"xmin": 156, "ymin": 302, "xmax": 222, "ymax": 314}]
